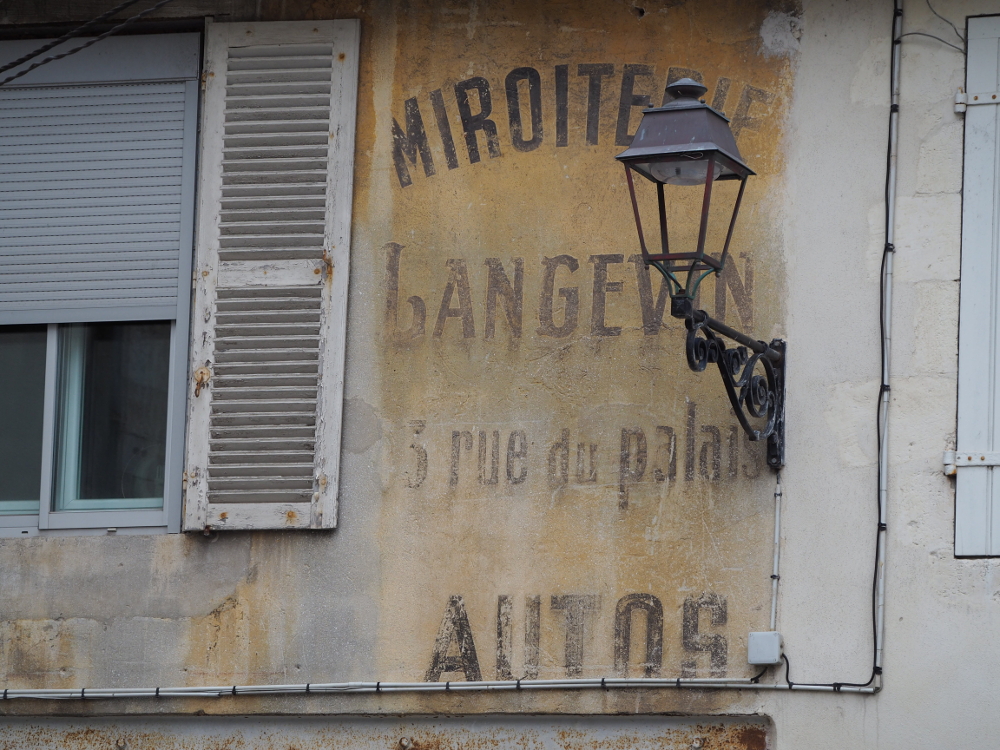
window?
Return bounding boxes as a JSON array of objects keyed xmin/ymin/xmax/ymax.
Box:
[
  {"xmin": 955, "ymin": 15, "xmax": 1000, "ymax": 554},
  {"xmin": 0, "ymin": 33, "xmax": 200, "ymax": 534},
  {"xmin": 0, "ymin": 22, "xmax": 358, "ymax": 535}
]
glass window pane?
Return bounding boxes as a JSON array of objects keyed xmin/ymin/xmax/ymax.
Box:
[
  {"xmin": 0, "ymin": 325, "xmax": 46, "ymax": 514},
  {"xmin": 54, "ymin": 322, "xmax": 171, "ymax": 512}
]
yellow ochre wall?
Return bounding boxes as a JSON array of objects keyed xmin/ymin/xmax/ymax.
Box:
[{"xmin": 349, "ymin": 0, "xmax": 798, "ymax": 683}]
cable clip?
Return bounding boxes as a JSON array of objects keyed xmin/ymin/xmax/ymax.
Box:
[
  {"xmin": 878, "ymin": 523, "xmax": 887, "ymax": 531},
  {"xmin": 306, "ymin": 683, "xmax": 311, "ymax": 694},
  {"xmin": 770, "ymin": 574, "xmax": 780, "ymax": 580},
  {"xmin": 601, "ymin": 678, "xmax": 607, "ymax": 690},
  {"xmin": 890, "ymin": 103, "xmax": 900, "ymax": 113},
  {"xmin": 445, "ymin": 681, "xmax": 450, "ymax": 691},
  {"xmin": 376, "ymin": 681, "xmax": 381, "ymax": 693},
  {"xmin": 231, "ymin": 685, "xmax": 237, "ymax": 696},
  {"xmin": 833, "ymin": 683, "xmax": 842, "ymax": 692},
  {"xmin": 884, "ymin": 243, "xmax": 895, "ymax": 253},
  {"xmin": 874, "ymin": 666, "xmax": 883, "ymax": 675},
  {"xmin": 516, "ymin": 679, "xmax": 521, "ymax": 691},
  {"xmin": 80, "ymin": 687, "xmax": 86, "ymax": 700},
  {"xmin": 155, "ymin": 687, "xmax": 160, "ymax": 697}
]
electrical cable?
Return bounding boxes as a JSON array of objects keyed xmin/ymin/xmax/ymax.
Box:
[
  {"xmin": 0, "ymin": 0, "xmax": 179, "ymax": 87},
  {"xmin": 898, "ymin": 31, "xmax": 964, "ymax": 54},
  {"xmin": 780, "ymin": 654, "xmax": 792, "ymax": 690},
  {"xmin": 925, "ymin": 0, "xmax": 965, "ymax": 43},
  {"xmin": 0, "ymin": 0, "xmax": 147, "ymax": 77}
]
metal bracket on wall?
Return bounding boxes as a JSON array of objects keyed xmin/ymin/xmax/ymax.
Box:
[
  {"xmin": 942, "ymin": 450, "xmax": 1000, "ymax": 476},
  {"xmin": 672, "ymin": 298, "xmax": 786, "ymax": 470}
]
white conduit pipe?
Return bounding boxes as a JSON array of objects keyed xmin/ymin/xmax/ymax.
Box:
[
  {"xmin": 0, "ymin": 677, "xmax": 875, "ymax": 701},
  {"xmin": 770, "ymin": 473, "xmax": 783, "ymax": 632}
]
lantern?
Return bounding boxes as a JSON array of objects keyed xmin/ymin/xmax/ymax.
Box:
[
  {"xmin": 615, "ymin": 78, "xmax": 785, "ymax": 470},
  {"xmin": 615, "ymin": 78, "xmax": 754, "ymax": 304}
]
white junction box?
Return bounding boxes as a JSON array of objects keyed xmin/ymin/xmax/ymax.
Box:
[{"xmin": 748, "ymin": 631, "xmax": 784, "ymax": 665}]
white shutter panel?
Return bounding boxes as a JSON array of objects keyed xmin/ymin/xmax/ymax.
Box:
[
  {"xmin": 956, "ymin": 17, "xmax": 1000, "ymax": 555},
  {"xmin": 0, "ymin": 35, "xmax": 200, "ymax": 325},
  {"xmin": 185, "ymin": 20, "xmax": 359, "ymax": 531}
]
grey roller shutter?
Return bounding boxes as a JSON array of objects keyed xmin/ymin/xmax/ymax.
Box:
[
  {"xmin": 184, "ymin": 20, "xmax": 359, "ymax": 531},
  {"xmin": 0, "ymin": 35, "xmax": 200, "ymax": 325}
]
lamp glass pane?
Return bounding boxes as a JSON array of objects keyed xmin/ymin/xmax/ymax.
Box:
[
  {"xmin": 650, "ymin": 158, "xmax": 722, "ymax": 186},
  {"xmin": 627, "ymin": 164, "xmax": 745, "ymax": 271}
]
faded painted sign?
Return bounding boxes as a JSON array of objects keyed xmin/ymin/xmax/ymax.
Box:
[{"xmin": 352, "ymin": 0, "xmax": 798, "ymax": 682}]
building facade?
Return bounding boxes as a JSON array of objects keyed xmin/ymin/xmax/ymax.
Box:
[{"xmin": 0, "ymin": 0, "xmax": 997, "ymax": 747}]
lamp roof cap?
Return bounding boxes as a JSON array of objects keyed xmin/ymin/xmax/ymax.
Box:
[{"xmin": 666, "ymin": 78, "xmax": 708, "ymax": 100}]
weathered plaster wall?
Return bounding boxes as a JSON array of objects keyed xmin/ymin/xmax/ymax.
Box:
[
  {"xmin": 0, "ymin": 0, "xmax": 996, "ymax": 747},
  {"xmin": 0, "ymin": 0, "xmax": 797, "ymax": 706}
]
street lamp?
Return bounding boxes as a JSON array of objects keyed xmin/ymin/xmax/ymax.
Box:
[{"xmin": 616, "ymin": 79, "xmax": 785, "ymax": 469}]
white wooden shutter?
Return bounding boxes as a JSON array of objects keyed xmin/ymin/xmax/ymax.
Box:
[
  {"xmin": 956, "ymin": 16, "xmax": 1000, "ymax": 555},
  {"xmin": 0, "ymin": 35, "xmax": 200, "ymax": 325},
  {"xmin": 184, "ymin": 20, "xmax": 359, "ymax": 531}
]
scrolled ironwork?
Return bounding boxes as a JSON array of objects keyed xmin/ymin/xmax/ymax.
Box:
[{"xmin": 685, "ymin": 313, "xmax": 781, "ymax": 448}]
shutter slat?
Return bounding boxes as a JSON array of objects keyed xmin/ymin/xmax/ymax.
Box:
[
  {"xmin": 186, "ymin": 20, "xmax": 358, "ymax": 531},
  {"xmin": 1, "ymin": 177, "xmax": 187, "ymax": 193},
  {"xmin": 0, "ymin": 251, "xmax": 179, "ymax": 266}
]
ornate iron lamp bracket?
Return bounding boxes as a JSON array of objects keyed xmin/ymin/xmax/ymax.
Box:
[{"xmin": 672, "ymin": 297, "xmax": 786, "ymax": 470}]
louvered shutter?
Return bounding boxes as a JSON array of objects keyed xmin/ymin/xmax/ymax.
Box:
[
  {"xmin": 0, "ymin": 34, "xmax": 200, "ymax": 324},
  {"xmin": 184, "ymin": 20, "xmax": 359, "ymax": 531},
  {"xmin": 956, "ymin": 16, "xmax": 1000, "ymax": 555}
]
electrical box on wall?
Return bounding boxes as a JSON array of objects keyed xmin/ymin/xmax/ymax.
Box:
[{"xmin": 748, "ymin": 631, "xmax": 784, "ymax": 665}]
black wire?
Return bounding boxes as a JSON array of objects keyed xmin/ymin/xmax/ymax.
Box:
[
  {"xmin": 781, "ymin": 654, "xmax": 792, "ymax": 689},
  {"xmin": 0, "ymin": 0, "xmax": 179, "ymax": 87},
  {"xmin": 898, "ymin": 32, "xmax": 965, "ymax": 54},
  {"xmin": 767, "ymin": 0, "xmax": 901, "ymax": 694},
  {"xmin": 749, "ymin": 666, "xmax": 768, "ymax": 684},
  {"xmin": 925, "ymin": 0, "xmax": 965, "ymax": 43},
  {"xmin": 0, "ymin": 0, "xmax": 147, "ymax": 77}
]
